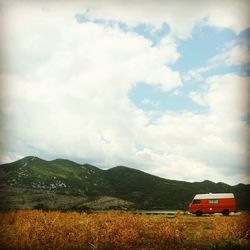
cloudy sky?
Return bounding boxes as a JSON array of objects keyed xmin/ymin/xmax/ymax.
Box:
[{"xmin": 0, "ymin": 0, "xmax": 249, "ymax": 185}]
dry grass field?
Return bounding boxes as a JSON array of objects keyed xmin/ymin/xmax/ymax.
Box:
[{"xmin": 0, "ymin": 210, "xmax": 249, "ymax": 250}]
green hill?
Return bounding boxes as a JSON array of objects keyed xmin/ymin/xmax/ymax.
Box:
[{"xmin": 0, "ymin": 156, "xmax": 249, "ymax": 211}]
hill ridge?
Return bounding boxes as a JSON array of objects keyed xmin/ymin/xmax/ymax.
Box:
[{"xmin": 0, "ymin": 156, "xmax": 249, "ymax": 211}]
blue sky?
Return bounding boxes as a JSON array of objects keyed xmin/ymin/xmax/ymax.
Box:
[
  {"xmin": 76, "ymin": 13, "xmax": 249, "ymax": 115},
  {"xmin": 0, "ymin": 0, "xmax": 249, "ymax": 185},
  {"xmin": 75, "ymin": 14, "xmax": 248, "ymax": 116},
  {"xmin": 130, "ymin": 24, "xmax": 249, "ymax": 119}
]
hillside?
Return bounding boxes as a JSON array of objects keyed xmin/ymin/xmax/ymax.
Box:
[{"xmin": 0, "ymin": 156, "xmax": 249, "ymax": 211}]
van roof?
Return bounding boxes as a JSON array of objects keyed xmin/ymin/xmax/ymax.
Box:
[{"xmin": 194, "ymin": 193, "xmax": 234, "ymax": 199}]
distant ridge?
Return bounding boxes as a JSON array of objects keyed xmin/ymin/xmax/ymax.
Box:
[{"xmin": 0, "ymin": 156, "xmax": 249, "ymax": 211}]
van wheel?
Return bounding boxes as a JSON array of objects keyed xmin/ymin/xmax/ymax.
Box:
[
  {"xmin": 196, "ymin": 210, "xmax": 202, "ymax": 216},
  {"xmin": 222, "ymin": 209, "xmax": 229, "ymax": 216}
]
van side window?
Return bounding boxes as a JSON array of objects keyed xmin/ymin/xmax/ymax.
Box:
[
  {"xmin": 208, "ymin": 199, "xmax": 218, "ymax": 204},
  {"xmin": 192, "ymin": 199, "xmax": 201, "ymax": 204}
]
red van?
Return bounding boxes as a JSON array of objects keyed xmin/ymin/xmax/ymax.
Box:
[{"xmin": 188, "ymin": 193, "xmax": 237, "ymax": 216}]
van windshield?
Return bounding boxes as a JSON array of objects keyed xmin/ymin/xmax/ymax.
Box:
[{"xmin": 192, "ymin": 199, "xmax": 201, "ymax": 204}]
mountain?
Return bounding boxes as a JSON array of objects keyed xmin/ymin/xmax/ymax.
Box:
[{"xmin": 0, "ymin": 156, "xmax": 249, "ymax": 211}]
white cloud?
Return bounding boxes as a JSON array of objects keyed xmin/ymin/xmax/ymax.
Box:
[
  {"xmin": 189, "ymin": 91, "xmax": 207, "ymax": 106},
  {"xmin": 137, "ymin": 108, "xmax": 248, "ymax": 184},
  {"xmin": 1, "ymin": 0, "xmax": 249, "ymax": 40},
  {"xmin": 204, "ymin": 74, "xmax": 249, "ymax": 118},
  {"xmin": 184, "ymin": 42, "xmax": 250, "ymax": 82},
  {"xmin": 189, "ymin": 74, "xmax": 249, "ymax": 117},
  {"xmin": 225, "ymin": 44, "xmax": 250, "ymax": 66},
  {"xmin": 74, "ymin": 0, "xmax": 249, "ymax": 39},
  {"xmin": 157, "ymin": 36, "xmax": 180, "ymax": 64},
  {"xmin": 184, "ymin": 65, "xmax": 215, "ymax": 82},
  {"xmin": 142, "ymin": 99, "xmax": 159, "ymax": 107},
  {"xmin": 142, "ymin": 74, "xmax": 249, "ymax": 184},
  {"xmin": 210, "ymin": 43, "xmax": 250, "ymax": 67}
]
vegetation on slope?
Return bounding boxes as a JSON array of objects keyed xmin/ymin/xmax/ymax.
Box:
[{"xmin": 0, "ymin": 156, "xmax": 249, "ymax": 211}]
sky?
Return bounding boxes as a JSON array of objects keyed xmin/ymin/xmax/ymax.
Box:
[{"xmin": 0, "ymin": 0, "xmax": 249, "ymax": 185}]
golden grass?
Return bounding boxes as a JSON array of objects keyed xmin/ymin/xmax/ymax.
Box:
[{"xmin": 0, "ymin": 210, "xmax": 249, "ymax": 250}]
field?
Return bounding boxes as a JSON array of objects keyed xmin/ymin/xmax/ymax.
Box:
[{"xmin": 0, "ymin": 210, "xmax": 249, "ymax": 250}]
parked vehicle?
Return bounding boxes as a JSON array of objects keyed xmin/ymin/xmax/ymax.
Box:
[{"xmin": 188, "ymin": 193, "xmax": 237, "ymax": 216}]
